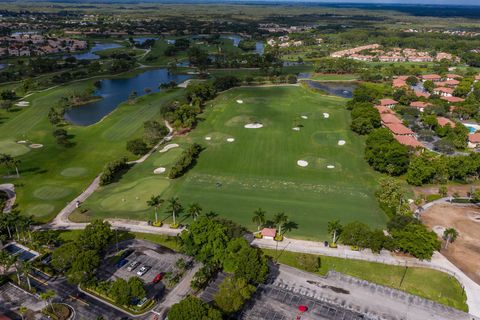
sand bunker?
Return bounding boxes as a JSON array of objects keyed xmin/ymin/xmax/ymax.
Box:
[
  {"xmin": 159, "ymin": 143, "xmax": 179, "ymax": 153},
  {"xmin": 338, "ymin": 140, "xmax": 346, "ymax": 146},
  {"xmin": 244, "ymin": 123, "xmax": 263, "ymax": 129},
  {"xmin": 29, "ymin": 144, "xmax": 43, "ymax": 149},
  {"xmin": 15, "ymin": 101, "xmax": 29, "ymax": 107},
  {"xmin": 467, "ymin": 212, "xmax": 480, "ymax": 223},
  {"xmin": 17, "ymin": 140, "xmax": 27, "ymax": 144},
  {"xmin": 301, "ymin": 115, "xmax": 308, "ymax": 119},
  {"xmin": 323, "ymin": 113, "xmax": 330, "ymax": 119},
  {"xmin": 236, "ymin": 100, "xmax": 244, "ymax": 104},
  {"xmin": 433, "ymin": 226, "xmax": 446, "ymax": 237},
  {"xmin": 297, "ymin": 160, "xmax": 308, "ymax": 167},
  {"xmin": 153, "ymin": 167, "xmax": 166, "ymax": 174},
  {"xmin": 205, "ymin": 136, "xmax": 212, "ymax": 141},
  {"xmin": 292, "ymin": 127, "xmax": 301, "ymax": 131},
  {"xmin": 327, "ymin": 165, "xmax": 335, "ymax": 169},
  {"xmin": 227, "ymin": 138, "xmax": 235, "ymax": 142}
]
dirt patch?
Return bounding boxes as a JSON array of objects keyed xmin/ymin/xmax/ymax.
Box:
[
  {"xmin": 421, "ymin": 203, "xmax": 480, "ymax": 284},
  {"xmin": 413, "ymin": 184, "xmax": 480, "ymax": 198}
]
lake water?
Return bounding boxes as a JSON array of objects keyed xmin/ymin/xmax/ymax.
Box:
[
  {"xmin": 68, "ymin": 43, "xmax": 123, "ymax": 60},
  {"xmin": 0, "ymin": 64, "xmax": 6, "ymax": 70},
  {"xmin": 304, "ymin": 81, "xmax": 357, "ymax": 98},
  {"xmin": 134, "ymin": 37, "xmax": 158, "ymax": 45},
  {"xmin": 64, "ymin": 68, "xmax": 191, "ymax": 126},
  {"xmin": 221, "ymin": 34, "xmax": 264, "ymax": 55}
]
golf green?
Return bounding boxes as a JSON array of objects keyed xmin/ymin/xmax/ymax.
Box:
[{"xmin": 83, "ymin": 86, "xmax": 386, "ymax": 240}]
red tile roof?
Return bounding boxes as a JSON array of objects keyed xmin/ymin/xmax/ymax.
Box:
[
  {"xmin": 446, "ymin": 74, "xmax": 463, "ymax": 79},
  {"xmin": 375, "ymin": 105, "xmax": 394, "ymax": 114},
  {"xmin": 384, "ymin": 123, "xmax": 414, "ymax": 135},
  {"xmin": 434, "ymin": 87, "xmax": 454, "ymax": 94},
  {"xmin": 379, "ymin": 98, "xmax": 398, "ymax": 106},
  {"xmin": 394, "ymin": 135, "xmax": 424, "ymax": 148},
  {"xmin": 437, "ymin": 116, "xmax": 456, "ymax": 128},
  {"xmin": 421, "ymin": 74, "xmax": 442, "ymax": 80},
  {"xmin": 392, "ymin": 78, "xmax": 407, "ymax": 88},
  {"xmin": 469, "ymin": 133, "xmax": 480, "ymax": 144},
  {"xmin": 381, "ymin": 113, "xmax": 402, "ymax": 124},
  {"xmin": 261, "ymin": 228, "xmax": 277, "ymax": 238},
  {"xmin": 410, "ymin": 101, "xmax": 431, "ymax": 108},
  {"xmin": 415, "ymin": 90, "xmax": 431, "ymax": 98},
  {"xmin": 441, "ymin": 96, "xmax": 465, "ymax": 103}
]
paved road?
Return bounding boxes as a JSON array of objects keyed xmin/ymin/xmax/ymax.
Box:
[{"xmin": 0, "ymin": 183, "xmax": 16, "ymax": 213}]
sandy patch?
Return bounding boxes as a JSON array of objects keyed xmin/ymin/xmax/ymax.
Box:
[
  {"xmin": 323, "ymin": 113, "xmax": 330, "ymax": 119},
  {"xmin": 205, "ymin": 136, "xmax": 212, "ymax": 141},
  {"xmin": 338, "ymin": 140, "xmax": 346, "ymax": 146},
  {"xmin": 15, "ymin": 101, "xmax": 30, "ymax": 107},
  {"xmin": 17, "ymin": 140, "xmax": 27, "ymax": 144},
  {"xmin": 227, "ymin": 138, "xmax": 235, "ymax": 142},
  {"xmin": 236, "ymin": 100, "xmax": 244, "ymax": 104},
  {"xmin": 292, "ymin": 127, "xmax": 301, "ymax": 131},
  {"xmin": 244, "ymin": 123, "xmax": 263, "ymax": 129},
  {"xmin": 301, "ymin": 115, "xmax": 308, "ymax": 119},
  {"xmin": 159, "ymin": 143, "xmax": 179, "ymax": 153},
  {"xmin": 29, "ymin": 144, "xmax": 43, "ymax": 149},
  {"xmin": 467, "ymin": 212, "xmax": 480, "ymax": 222},
  {"xmin": 153, "ymin": 167, "xmax": 166, "ymax": 174},
  {"xmin": 297, "ymin": 160, "xmax": 308, "ymax": 167},
  {"xmin": 327, "ymin": 165, "xmax": 335, "ymax": 169},
  {"xmin": 432, "ymin": 226, "xmax": 446, "ymax": 237}
]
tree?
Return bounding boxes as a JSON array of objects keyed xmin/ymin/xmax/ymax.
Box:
[
  {"xmin": 147, "ymin": 195, "xmax": 164, "ymax": 224},
  {"xmin": 0, "ymin": 250, "xmax": 16, "ymax": 274},
  {"xmin": 167, "ymin": 197, "xmax": 183, "ymax": 226},
  {"xmin": 18, "ymin": 306, "xmax": 28, "ymax": 320},
  {"xmin": 77, "ymin": 220, "xmax": 114, "ymax": 252},
  {"xmin": 20, "ymin": 260, "xmax": 32, "ymax": 290},
  {"xmin": 340, "ymin": 221, "xmax": 371, "ymax": 248},
  {"xmin": 51, "ymin": 242, "xmax": 80, "ymax": 272},
  {"xmin": 327, "ymin": 219, "xmax": 343, "ymax": 244},
  {"xmin": 0, "ymin": 154, "xmax": 21, "ymax": 177},
  {"xmin": 67, "ymin": 250, "xmax": 101, "ymax": 284},
  {"xmin": 423, "ymin": 80, "xmax": 435, "ymax": 93},
  {"xmin": 126, "ymin": 138, "xmax": 149, "ymax": 156},
  {"xmin": 375, "ymin": 177, "xmax": 410, "ymax": 217},
  {"xmin": 128, "ymin": 276, "xmax": 146, "ymax": 299},
  {"xmin": 297, "ymin": 254, "xmax": 321, "ymax": 272},
  {"xmin": 390, "ymin": 224, "xmax": 441, "ymax": 260},
  {"xmin": 222, "ymin": 238, "xmax": 268, "ymax": 284},
  {"xmin": 143, "ymin": 120, "xmax": 168, "ymax": 146},
  {"xmin": 53, "ymin": 128, "xmax": 69, "ymax": 146},
  {"xmin": 109, "ymin": 278, "xmax": 130, "ymax": 305},
  {"xmin": 439, "ymin": 185, "xmax": 448, "ymax": 197},
  {"xmin": 273, "ymin": 212, "xmax": 288, "ymax": 236},
  {"xmin": 40, "ymin": 290, "xmax": 56, "ymax": 313},
  {"xmin": 214, "ymin": 276, "xmax": 256, "ymax": 314},
  {"xmin": 168, "ymin": 296, "xmax": 222, "ymax": 320},
  {"xmin": 443, "ymin": 228, "xmax": 459, "ymax": 249},
  {"xmin": 252, "ymin": 208, "xmax": 266, "ymax": 231},
  {"xmin": 365, "ymin": 129, "xmax": 410, "ymax": 176},
  {"xmin": 187, "ymin": 203, "xmax": 202, "ymax": 221}
]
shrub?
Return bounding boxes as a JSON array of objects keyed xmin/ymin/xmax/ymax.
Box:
[
  {"xmin": 126, "ymin": 138, "xmax": 149, "ymax": 156},
  {"xmin": 426, "ymin": 194, "xmax": 442, "ymax": 203},
  {"xmin": 168, "ymin": 143, "xmax": 203, "ymax": 179},
  {"xmin": 99, "ymin": 157, "xmax": 129, "ymax": 186}
]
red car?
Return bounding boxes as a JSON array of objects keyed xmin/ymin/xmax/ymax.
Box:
[
  {"xmin": 298, "ymin": 305, "xmax": 308, "ymax": 312},
  {"xmin": 152, "ymin": 273, "xmax": 163, "ymax": 283}
]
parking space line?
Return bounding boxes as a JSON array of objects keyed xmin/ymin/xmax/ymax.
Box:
[
  {"xmin": 69, "ymin": 294, "xmax": 89, "ymax": 306},
  {"xmin": 29, "ymin": 274, "xmax": 48, "ymax": 286}
]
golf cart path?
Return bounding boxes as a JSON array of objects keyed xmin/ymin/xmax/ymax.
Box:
[
  {"xmin": 0, "ymin": 183, "xmax": 16, "ymax": 213},
  {"xmin": 49, "ymin": 121, "xmax": 174, "ymax": 227}
]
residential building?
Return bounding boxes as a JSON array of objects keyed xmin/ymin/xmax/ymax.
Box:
[{"xmin": 379, "ymin": 98, "xmax": 398, "ymax": 108}]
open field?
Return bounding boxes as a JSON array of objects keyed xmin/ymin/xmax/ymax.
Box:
[
  {"xmin": 421, "ymin": 203, "xmax": 480, "ymax": 286},
  {"xmin": 262, "ymin": 249, "xmax": 468, "ymax": 311},
  {"xmin": 82, "ymin": 86, "xmax": 386, "ymax": 239},
  {"xmin": 0, "ymin": 79, "xmax": 184, "ymax": 222},
  {"xmin": 308, "ymin": 73, "xmax": 359, "ymax": 81}
]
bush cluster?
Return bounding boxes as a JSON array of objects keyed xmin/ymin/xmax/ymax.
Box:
[{"xmin": 168, "ymin": 143, "xmax": 202, "ymax": 179}]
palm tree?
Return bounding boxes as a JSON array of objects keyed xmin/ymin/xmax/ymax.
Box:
[
  {"xmin": 327, "ymin": 220, "xmax": 343, "ymax": 244},
  {"xmin": 187, "ymin": 203, "xmax": 202, "ymax": 221},
  {"xmin": 0, "ymin": 154, "xmax": 20, "ymax": 178},
  {"xmin": 20, "ymin": 260, "xmax": 32, "ymax": 291},
  {"xmin": 147, "ymin": 195, "xmax": 164, "ymax": 224},
  {"xmin": 443, "ymin": 228, "xmax": 459, "ymax": 249},
  {"xmin": 252, "ymin": 208, "xmax": 266, "ymax": 231},
  {"xmin": 40, "ymin": 289, "xmax": 56, "ymax": 313},
  {"xmin": 0, "ymin": 250, "xmax": 16, "ymax": 273},
  {"xmin": 167, "ymin": 197, "xmax": 183, "ymax": 226},
  {"xmin": 273, "ymin": 212, "xmax": 289, "ymax": 236}
]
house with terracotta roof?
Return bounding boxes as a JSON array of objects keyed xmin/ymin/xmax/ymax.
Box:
[
  {"xmin": 375, "ymin": 105, "xmax": 394, "ymax": 114},
  {"xmin": 394, "ymin": 135, "xmax": 424, "ymax": 148},
  {"xmin": 384, "ymin": 123, "xmax": 415, "ymax": 136},
  {"xmin": 260, "ymin": 228, "xmax": 277, "ymax": 240},
  {"xmin": 421, "ymin": 74, "xmax": 442, "ymax": 82},
  {"xmin": 475, "ymin": 75, "xmax": 480, "ymax": 82},
  {"xmin": 468, "ymin": 133, "xmax": 480, "ymax": 148},
  {"xmin": 433, "ymin": 87, "xmax": 454, "ymax": 97},
  {"xmin": 415, "ymin": 90, "xmax": 431, "ymax": 98},
  {"xmin": 437, "ymin": 116, "xmax": 456, "ymax": 128},
  {"xmin": 379, "ymin": 98, "xmax": 398, "ymax": 108},
  {"xmin": 410, "ymin": 101, "xmax": 432, "ymax": 112},
  {"xmin": 380, "ymin": 113, "xmax": 402, "ymax": 124},
  {"xmin": 441, "ymin": 96, "xmax": 465, "ymax": 103},
  {"xmin": 446, "ymin": 74, "xmax": 463, "ymax": 80},
  {"xmin": 392, "ymin": 78, "xmax": 407, "ymax": 88}
]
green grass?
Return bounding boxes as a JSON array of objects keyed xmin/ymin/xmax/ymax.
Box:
[
  {"xmin": 83, "ymin": 86, "xmax": 386, "ymax": 240},
  {"xmin": 263, "ymin": 249, "xmax": 468, "ymax": 312},
  {"xmin": 0, "ymin": 78, "xmax": 185, "ymax": 222}
]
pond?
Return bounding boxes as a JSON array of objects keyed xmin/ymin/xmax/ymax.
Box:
[
  {"xmin": 134, "ymin": 37, "xmax": 158, "ymax": 45},
  {"xmin": 221, "ymin": 34, "xmax": 264, "ymax": 55},
  {"xmin": 0, "ymin": 64, "xmax": 7, "ymax": 70},
  {"xmin": 304, "ymin": 81, "xmax": 357, "ymax": 98},
  {"xmin": 64, "ymin": 68, "xmax": 191, "ymax": 126},
  {"xmin": 67, "ymin": 43, "xmax": 123, "ymax": 60}
]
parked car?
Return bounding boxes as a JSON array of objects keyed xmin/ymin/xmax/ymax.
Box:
[
  {"xmin": 116, "ymin": 258, "xmax": 128, "ymax": 268},
  {"xmin": 136, "ymin": 297, "xmax": 148, "ymax": 307},
  {"xmin": 127, "ymin": 261, "xmax": 140, "ymax": 272},
  {"xmin": 152, "ymin": 273, "xmax": 163, "ymax": 283},
  {"xmin": 137, "ymin": 266, "xmax": 150, "ymax": 276}
]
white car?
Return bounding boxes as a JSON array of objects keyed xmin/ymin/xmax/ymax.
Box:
[
  {"xmin": 137, "ymin": 266, "xmax": 150, "ymax": 276},
  {"xmin": 137, "ymin": 297, "xmax": 148, "ymax": 307},
  {"xmin": 127, "ymin": 261, "xmax": 140, "ymax": 272}
]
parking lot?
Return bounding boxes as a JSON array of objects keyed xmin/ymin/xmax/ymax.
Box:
[{"xmin": 0, "ymin": 282, "xmax": 46, "ymax": 319}]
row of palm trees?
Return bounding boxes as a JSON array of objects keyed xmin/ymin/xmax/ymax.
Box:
[
  {"xmin": 251, "ymin": 208, "xmax": 289, "ymax": 236},
  {"xmin": 0, "ymin": 211, "xmax": 34, "ymax": 244},
  {"xmin": 146, "ymin": 195, "xmax": 202, "ymax": 226},
  {"xmin": 0, "ymin": 153, "xmax": 21, "ymax": 178}
]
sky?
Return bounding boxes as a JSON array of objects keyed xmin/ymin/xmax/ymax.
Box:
[{"xmin": 241, "ymin": 0, "xmax": 480, "ymax": 5}]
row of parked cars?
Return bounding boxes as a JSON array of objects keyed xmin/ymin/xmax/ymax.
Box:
[{"xmin": 123, "ymin": 260, "xmax": 163, "ymax": 283}]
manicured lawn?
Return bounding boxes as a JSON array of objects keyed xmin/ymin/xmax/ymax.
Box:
[
  {"xmin": 263, "ymin": 249, "xmax": 468, "ymax": 312},
  {"xmin": 0, "ymin": 79, "xmax": 184, "ymax": 222},
  {"xmin": 309, "ymin": 73, "xmax": 358, "ymax": 81},
  {"xmin": 83, "ymin": 86, "xmax": 386, "ymax": 240}
]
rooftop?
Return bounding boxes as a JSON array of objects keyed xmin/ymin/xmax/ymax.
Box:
[
  {"xmin": 261, "ymin": 228, "xmax": 277, "ymax": 238},
  {"xmin": 384, "ymin": 123, "xmax": 414, "ymax": 135},
  {"xmin": 437, "ymin": 116, "xmax": 456, "ymax": 128},
  {"xmin": 379, "ymin": 98, "xmax": 398, "ymax": 106},
  {"xmin": 394, "ymin": 135, "xmax": 424, "ymax": 148}
]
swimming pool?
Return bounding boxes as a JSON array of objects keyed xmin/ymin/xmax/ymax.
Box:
[
  {"xmin": 463, "ymin": 123, "xmax": 480, "ymax": 134},
  {"xmin": 3, "ymin": 243, "xmax": 38, "ymax": 261}
]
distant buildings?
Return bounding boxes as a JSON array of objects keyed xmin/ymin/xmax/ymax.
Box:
[{"xmin": 0, "ymin": 34, "xmax": 87, "ymax": 57}]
